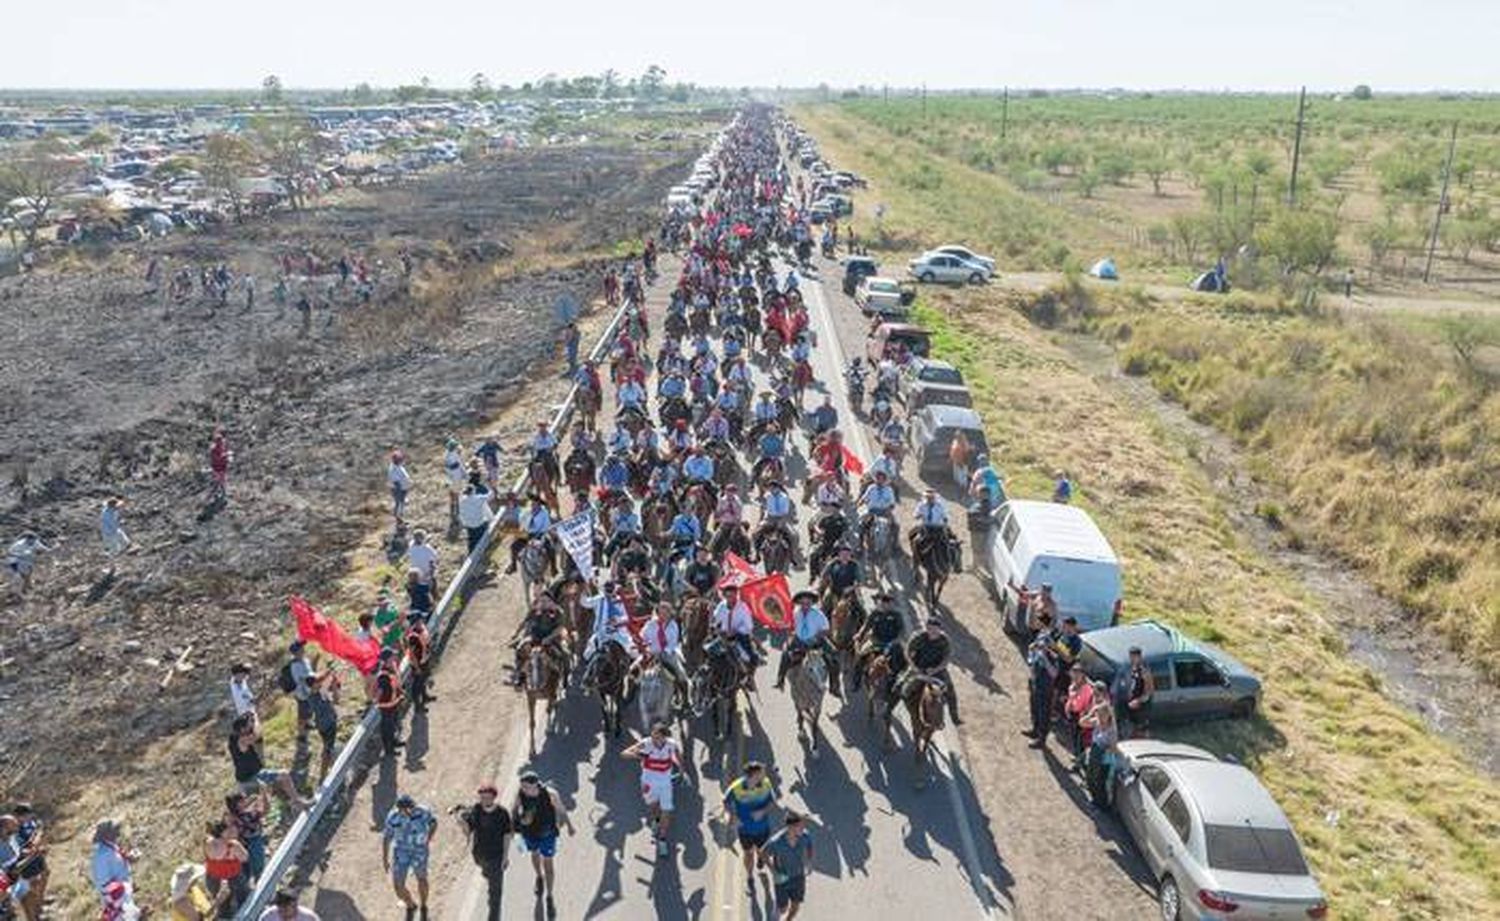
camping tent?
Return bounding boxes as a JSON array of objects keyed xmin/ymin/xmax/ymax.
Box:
[{"xmin": 1089, "ymin": 258, "xmax": 1119, "ymax": 280}]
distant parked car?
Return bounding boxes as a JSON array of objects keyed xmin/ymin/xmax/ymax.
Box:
[
  {"xmin": 909, "ymin": 252, "xmax": 991, "ymax": 285},
  {"xmin": 854, "ymin": 276, "xmax": 908, "ymax": 317},
  {"xmin": 900, "ymin": 359, "xmax": 971, "ymax": 411},
  {"xmin": 989, "ymin": 500, "xmax": 1122, "ymax": 633},
  {"xmin": 815, "ymin": 194, "xmax": 853, "ymax": 218},
  {"xmin": 912, "ymin": 405, "xmax": 989, "ymax": 475},
  {"xmin": 1078, "ymin": 620, "xmax": 1262, "ymax": 722},
  {"xmin": 928, "ymin": 244, "xmax": 995, "ymax": 273},
  {"xmin": 842, "ymin": 255, "xmax": 880, "ymax": 295},
  {"xmin": 1110, "ymin": 740, "xmax": 1327, "ymax": 921}
]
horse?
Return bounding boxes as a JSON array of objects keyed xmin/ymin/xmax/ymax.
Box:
[
  {"xmin": 637, "ymin": 657, "xmax": 676, "ymax": 731},
  {"xmin": 529, "ymin": 457, "xmax": 559, "ymax": 514},
  {"xmin": 753, "ymin": 525, "xmax": 794, "ymax": 575},
  {"xmin": 642, "ymin": 494, "xmax": 677, "ymax": 553},
  {"xmin": 703, "ymin": 439, "xmax": 738, "ymax": 487},
  {"xmin": 576, "ymin": 381, "xmax": 602, "ymax": 432},
  {"xmin": 692, "ymin": 638, "xmax": 741, "ymax": 741},
  {"xmin": 791, "ymin": 359, "xmax": 814, "ymax": 406},
  {"xmin": 564, "ymin": 449, "xmax": 596, "ymax": 512},
  {"xmin": 710, "ymin": 521, "xmax": 751, "ymax": 560},
  {"xmin": 524, "ymin": 643, "xmax": 564, "ymax": 755},
  {"xmin": 787, "ymin": 649, "xmax": 827, "ymax": 755},
  {"xmin": 828, "ymin": 589, "xmax": 866, "ymax": 676},
  {"xmin": 903, "ymin": 675, "xmax": 947, "ymax": 786},
  {"xmin": 681, "ymin": 482, "xmax": 714, "ymax": 532},
  {"xmin": 863, "ymin": 514, "xmax": 897, "ymax": 576},
  {"xmin": 519, "ymin": 537, "xmax": 556, "ymax": 606},
  {"xmin": 912, "ymin": 527, "xmax": 956, "ymax": 608},
  {"xmin": 594, "ymin": 643, "xmax": 631, "ymax": 738},
  {"xmin": 664, "ymin": 310, "xmax": 688, "ymax": 340},
  {"xmin": 680, "ymin": 595, "xmax": 711, "ymax": 669}
]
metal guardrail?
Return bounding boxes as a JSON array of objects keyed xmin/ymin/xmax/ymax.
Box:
[{"xmin": 237, "ymin": 291, "xmax": 633, "ymax": 919}]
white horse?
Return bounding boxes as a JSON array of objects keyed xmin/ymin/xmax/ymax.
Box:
[{"xmin": 789, "ymin": 651, "xmax": 827, "ymax": 755}]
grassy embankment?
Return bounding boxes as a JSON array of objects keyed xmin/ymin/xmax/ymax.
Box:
[{"xmin": 796, "ymin": 103, "xmax": 1500, "ymax": 919}]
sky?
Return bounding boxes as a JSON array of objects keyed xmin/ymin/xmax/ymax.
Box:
[{"xmin": 6, "ymin": 0, "xmax": 1499, "ymax": 92}]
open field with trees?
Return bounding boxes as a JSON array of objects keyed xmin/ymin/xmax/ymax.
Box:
[{"xmin": 796, "ymin": 100, "xmax": 1500, "ymax": 919}]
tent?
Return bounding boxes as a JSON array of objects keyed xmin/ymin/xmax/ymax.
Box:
[
  {"xmin": 1190, "ymin": 260, "xmax": 1230, "ymax": 293},
  {"xmin": 1089, "ymin": 257, "xmax": 1119, "ymax": 280}
]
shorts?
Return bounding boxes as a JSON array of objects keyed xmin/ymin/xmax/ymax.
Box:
[
  {"xmin": 391, "ymin": 848, "xmax": 429, "ymax": 883},
  {"xmin": 737, "ymin": 827, "xmax": 770, "ymax": 850},
  {"xmin": 255, "ymin": 769, "xmax": 286, "ymax": 787},
  {"xmin": 642, "ymin": 771, "xmax": 674, "ymax": 812},
  {"xmin": 521, "ymin": 832, "xmax": 558, "ymax": 858},
  {"xmin": 296, "ymin": 697, "xmax": 312, "ymax": 722},
  {"xmin": 774, "ymin": 875, "xmax": 807, "ymax": 909}
]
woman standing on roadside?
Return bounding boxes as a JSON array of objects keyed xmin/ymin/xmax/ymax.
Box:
[{"xmin": 202, "ymin": 820, "xmax": 249, "ymax": 918}]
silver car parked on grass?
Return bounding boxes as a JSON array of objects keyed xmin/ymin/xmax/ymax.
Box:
[{"xmin": 1112, "ymin": 740, "xmax": 1327, "ymax": 921}]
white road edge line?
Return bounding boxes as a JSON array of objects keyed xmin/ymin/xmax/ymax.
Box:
[{"xmin": 803, "ymin": 273, "xmax": 1002, "ymax": 920}]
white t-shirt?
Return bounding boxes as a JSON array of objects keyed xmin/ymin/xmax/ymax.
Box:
[
  {"xmin": 711, "ymin": 601, "xmax": 754, "ymax": 636},
  {"xmin": 229, "ymin": 677, "xmax": 256, "ymax": 716},
  {"xmin": 458, "ymin": 493, "xmax": 494, "ymax": 529},
  {"xmin": 388, "ymin": 463, "xmax": 413, "ymax": 491},
  {"xmin": 642, "ymin": 618, "xmax": 681, "ymax": 655},
  {"xmin": 407, "ymin": 543, "xmax": 438, "ymax": 582}
]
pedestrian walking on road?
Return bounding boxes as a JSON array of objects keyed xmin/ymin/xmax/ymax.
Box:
[
  {"xmin": 722, "ymin": 761, "xmax": 778, "ymax": 895},
  {"xmin": 208, "ymin": 428, "xmax": 231, "ymax": 503},
  {"xmin": 561, "ymin": 321, "xmax": 581, "ymax": 375},
  {"xmin": 461, "ymin": 783, "xmax": 513, "ymax": 921},
  {"xmin": 623, "ymin": 723, "xmax": 684, "ymax": 857},
  {"xmin": 765, "ymin": 810, "xmax": 815, "ymax": 919},
  {"xmin": 513, "ymin": 770, "xmax": 574, "ymax": 918},
  {"xmin": 381, "ymin": 794, "xmax": 437, "ymax": 921},
  {"xmin": 100, "ymin": 496, "xmax": 131, "ymax": 560}
]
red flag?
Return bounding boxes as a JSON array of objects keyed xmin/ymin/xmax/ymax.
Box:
[
  {"xmin": 840, "ymin": 445, "xmax": 865, "ymax": 479},
  {"xmin": 290, "ymin": 596, "xmax": 381, "ymax": 675},
  {"xmin": 718, "ymin": 551, "xmax": 762, "ymax": 588},
  {"xmin": 740, "ymin": 573, "xmax": 793, "ymax": 631}
]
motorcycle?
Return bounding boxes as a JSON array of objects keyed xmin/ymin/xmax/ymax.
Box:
[{"xmin": 844, "ymin": 361, "xmax": 866, "ymax": 415}]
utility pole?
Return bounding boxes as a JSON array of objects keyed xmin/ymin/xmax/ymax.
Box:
[
  {"xmin": 1287, "ymin": 86, "xmax": 1307, "ymax": 206},
  {"xmin": 1001, "ymin": 86, "xmax": 1009, "ymax": 140},
  {"xmin": 922, "ymin": 83, "xmax": 927, "ymax": 121},
  {"xmin": 1423, "ymin": 122, "xmax": 1459, "ymax": 284},
  {"xmin": 883, "ymin": 83, "xmax": 889, "ymax": 104}
]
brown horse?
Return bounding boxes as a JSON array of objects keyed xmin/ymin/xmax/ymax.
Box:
[
  {"xmin": 643, "ymin": 494, "xmax": 677, "ymax": 553},
  {"xmin": 864, "ymin": 653, "xmax": 895, "ymax": 748},
  {"xmin": 754, "ymin": 525, "xmax": 794, "ymax": 576},
  {"xmin": 679, "ymin": 595, "xmax": 711, "ymax": 670},
  {"xmin": 529, "ymin": 458, "xmax": 559, "ymax": 514},
  {"xmin": 681, "ymin": 482, "xmax": 714, "ymax": 531},
  {"xmin": 710, "ymin": 521, "xmax": 751, "ymax": 560},
  {"xmin": 576, "ymin": 382, "xmax": 601, "ymax": 432},
  {"xmin": 524, "ymin": 644, "xmax": 563, "ymax": 755},
  {"xmin": 904, "ymin": 676, "xmax": 947, "ymax": 786},
  {"xmin": 828, "ymin": 590, "xmax": 866, "ymax": 673}
]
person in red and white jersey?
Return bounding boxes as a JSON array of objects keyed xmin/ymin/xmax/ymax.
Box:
[{"xmin": 622, "ymin": 723, "xmax": 683, "ymax": 855}]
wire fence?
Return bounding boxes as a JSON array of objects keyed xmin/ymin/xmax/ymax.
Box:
[{"xmin": 236, "ymin": 293, "xmax": 631, "ymax": 919}]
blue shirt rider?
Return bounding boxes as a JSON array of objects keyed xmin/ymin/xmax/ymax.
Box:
[
  {"xmin": 682, "ymin": 450, "xmax": 715, "ymax": 483},
  {"xmin": 752, "ymin": 394, "xmax": 778, "ymax": 424},
  {"xmin": 600, "ymin": 453, "xmax": 630, "ymax": 491},
  {"xmin": 659, "ymin": 373, "xmax": 687, "ymax": 401}
]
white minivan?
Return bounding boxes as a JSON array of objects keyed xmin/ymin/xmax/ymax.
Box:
[{"xmin": 987, "ymin": 499, "xmax": 1123, "ymax": 633}]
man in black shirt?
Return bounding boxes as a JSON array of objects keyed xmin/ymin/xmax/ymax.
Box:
[
  {"xmin": 462, "ymin": 783, "xmax": 513, "ymax": 921},
  {"xmin": 683, "ymin": 545, "xmax": 721, "ymax": 597},
  {"xmin": 817, "ymin": 544, "xmax": 860, "ymax": 610}
]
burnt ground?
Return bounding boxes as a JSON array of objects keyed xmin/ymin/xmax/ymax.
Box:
[{"xmin": 0, "ymin": 141, "xmax": 690, "ymax": 908}]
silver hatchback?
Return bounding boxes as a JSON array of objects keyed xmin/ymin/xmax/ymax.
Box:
[{"xmin": 1112, "ymin": 741, "xmax": 1327, "ymax": 921}]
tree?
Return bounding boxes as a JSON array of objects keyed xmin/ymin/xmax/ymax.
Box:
[
  {"xmin": 152, "ymin": 156, "xmax": 197, "ymax": 182},
  {"xmin": 600, "ymin": 69, "xmax": 620, "ymax": 99},
  {"xmin": 470, "ymin": 72, "xmax": 492, "ymax": 102},
  {"xmin": 262, "ymin": 74, "xmax": 283, "ymax": 105},
  {"xmin": 202, "ymin": 133, "xmax": 259, "ymax": 221},
  {"xmin": 640, "ymin": 65, "xmax": 667, "ymax": 99},
  {"xmin": 394, "ymin": 84, "xmax": 424, "ymax": 103},
  {"xmin": 1076, "ymin": 169, "xmax": 1100, "ymax": 199},
  {"xmin": 0, "ymin": 139, "xmax": 82, "ymax": 249},
  {"xmin": 79, "ymin": 128, "xmax": 116, "ymax": 152},
  {"xmin": 1257, "ymin": 208, "xmax": 1340, "ymax": 276},
  {"xmin": 1351, "ymin": 84, "xmax": 1373, "ymax": 100},
  {"xmin": 1170, "ymin": 212, "xmax": 1205, "ymax": 264},
  {"xmin": 1310, "ymin": 147, "xmax": 1355, "ymax": 188},
  {"xmin": 351, "ymin": 82, "xmax": 376, "ymax": 104},
  {"xmin": 1140, "ymin": 153, "xmax": 1170, "ymax": 196},
  {"xmin": 250, "ymin": 115, "xmax": 321, "ymax": 210}
]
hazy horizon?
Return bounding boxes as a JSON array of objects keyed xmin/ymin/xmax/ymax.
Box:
[{"xmin": 6, "ymin": 0, "xmax": 1500, "ymax": 93}]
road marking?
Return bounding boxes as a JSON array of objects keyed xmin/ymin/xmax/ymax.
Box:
[{"xmin": 803, "ymin": 271, "xmax": 1002, "ymax": 919}]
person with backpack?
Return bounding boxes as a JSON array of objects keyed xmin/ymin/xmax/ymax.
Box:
[
  {"xmin": 403, "ymin": 613, "xmax": 435, "ymax": 713},
  {"xmin": 373, "ymin": 649, "xmax": 405, "ymax": 756},
  {"xmin": 280, "ymin": 641, "xmax": 314, "ymax": 740}
]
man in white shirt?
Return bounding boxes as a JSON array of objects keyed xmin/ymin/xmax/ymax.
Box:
[
  {"xmin": 388, "ymin": 450, "xmax": 413, "ymax": 525},
  {"xmin": 857, "ymin": 470, "xmax": 897, "ymax": 542},
  {"xmin": 406, "ymin": 530, "xmax": 439, "ymax": 589},
  {"xmin": 443, "ymin": 437, "xmax": 466, "ymax": 523},
  {"xmin": 229, "ymin": 662, "xmax": 257, "ymax": 717},
  {"xmin": 582, "ymin": 583, "xmax": 637, "ymax": 685},
  {"xmin": 457, "ymin": 484, "xmax": 495, "ymax": 554},
  {"xmin": 640, "ymin": 601, "xmax": 689, "ymax": 695},
  {"xmin": 774, "ymin": 590, "xmax": 841, "ymax": 697},
  {"xmin": 710, "ymin": 585, "xmax": 760, "ymax": 683}
]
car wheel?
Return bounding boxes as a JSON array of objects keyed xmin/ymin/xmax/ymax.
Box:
[
  {"xmin": 1158, "ymin": 876, "xmax": 1181, "ymax": 921},
  {"xmin": 969, "ymin": 272, "xmax": 985, "ymax": 285},
  {"xmin": 1233, "ymin": 697, "xmax": 1257, "ymax": 718},
  {"xmin": 918, "ymin": 271, "xmax": 935, "ymax": 283}
]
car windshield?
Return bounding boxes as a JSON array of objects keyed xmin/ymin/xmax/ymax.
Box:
[
  {"xmin": 870, "ymin": 280, "xmax": 899, "ymax": 294},
  {"xmin": 920, "ymin": 366, "xmax": 964, "ymax": 385},
  {"xmin": 1204, "ymin": 825, "xmax": 1310, "ymax": 876}
]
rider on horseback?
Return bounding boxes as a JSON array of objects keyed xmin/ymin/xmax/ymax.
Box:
[
  {"xmin": 617, "ymin": 374, "xmax": 647, "ymax": 412},
  {"xmin": 530, "ymin": 421, "xmax": 560, "ymax": 486},
  {"xmin": 700, "ymin": 406, "xmax": 732, "ymax": 444},
  {"xmin": 857, "ymin": 470, "xmax": 897, "ymax": 547},
  {"xmin": 910, "ymin": 489, "xmax": 961, "ymax": 573},
  {"xmin": 808, "ymin": 395, "xmax": 838, "ymax": 438},
  {"xmin": 710, "ymin": 585, "xmax": 761, "ymax": 689},
  {"xmin": 640, "ymin": 601, "xmax": 690, "ymax": 704},
  {"xmin": 750, "ymin": 390, "xmax": 778, "ymax": 430},
  {"xmin": 505, "ymin": 495, "xmax": 553, "ymax": 575},
  {"xmin": 602, "ymin": 496, "xmax": 643, "ymax": 562},
  {"xmin": 665, "ymin": 418, "xmax": 694, "ymax": 456},
  {"xmin": 852, "ymin": 592, "xmax": 906, "ymax": 690},
  {"xmin": 750, "ymin": 421, "xmax": 786, "ymax": 484},
  {"xmin": 680, "ymin": 446, "xmax": 717, "ymax": 504},
  {"xmin": 714, "ymin": 483, "xmax": 744, "ymax": 530},
  {"xmin": 509, "ymin": 594, "xmax": 570, "ymax": 688},
  {"xmin": 896, "ymin": 617, "xmax": 963, "ymax": 726},
  {"xmin": 599, "ymin": 450, "xmax": 631, "ymax": 497},
  {"xmin": 774, "ymin": 591, "xmax": 842, "ymax": 699},
  {"xmin": 756, "ymin": 480, "xmax": 801, "ymax": 565},
  {"xmin": 583, "ymin": 582, "xmax": 639, "ymax": 688}
]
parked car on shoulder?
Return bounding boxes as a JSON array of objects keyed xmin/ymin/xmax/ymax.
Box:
[
  {"xmin": 815, "ymin": 194, "xmax": 853, "ymax": 218},
  {"xmin": 854, "ymin": 276, "xmax": 908, "ymax": 317},
  {"xmin": 929, "ymin": 244, "xmax": 995, "ymax": 273},
  {"xmin": 866, "ymin": 322, "xmax": 932, "ymax": 365},
  {"xmin": 901, "ymin": 358, "xmax": 971, "ymax": 411},
  {"xmin": 909, "ymin": 251, "xmax": 991, "ymax": 285},
  {"xmin": 989, "ymin": 499, "xmax": 1122, "ymax": 633},
  {"xmin": 912, "ymin": 405, "xmax": 989, "ymax": 475},
  {"xmin": 842, "ymin": 255, "xmax": 880, "ymax": 295},
  {"xmin": 1079, "ymin": 620, "xmax": 1262, "ymax": 722},
  {"xmin": 1110, "ymin": 740, "xmax": 1327, "ymax": 921}
]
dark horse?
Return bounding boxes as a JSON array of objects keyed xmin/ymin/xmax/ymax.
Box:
[
  {"xmin": 911, "ymin": 527, "xmax": 958, "ymax": 608},
  {"xmin": 594, "ymin": 643, "xmax": 631, "ymax": 738}
]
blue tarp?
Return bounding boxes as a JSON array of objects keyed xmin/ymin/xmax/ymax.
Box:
[{"xmin": 1089, "ymin": 258, "xmax": 1118, "ymax": 280}]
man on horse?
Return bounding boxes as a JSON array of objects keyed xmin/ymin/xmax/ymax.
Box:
[
  {"xmin": 510, "ymin": 594, "xmax": 571, "ymax": 688},
  {"xmin": 506, "ymin": 495, "xmax": 554, "ymax": 575},
  {"xmin": 710, "ymin": 584, "xmax": 761, "ymax": 688},
  {"xmin": 583, "ymin": 582, "xmax": 639, "ymax": 688},
  {"xmin": 680, "ymin": 445, "xmax": 717, "ymax": 504},
  {"xmin": 909, "ymin": 488, "xmax": 961, "ymax": 573},
  {"xmin": 683, "ymin": 545, "xmax": 720, "ymax": 597},
  {"xmin": 774, "ymin": 590, "xmax": 842, "ymax": 699},
  {"xmin": 852, "ymin": 592, "xmax": 907, "ymax": 689},
  {"xmin": 640, "ymin": 602, "xmax": 690, "ymax": 705},
  {"xmin": 750, "ymin": 421, "xmax": 786, "ymax": 486},
  {"xmin": 530, "ymin": 420, "xmax": 561, "ymax": 486},
  {"xmin": 897, "ymin": 617, "xmax": 963, "ymax": 725},
  {"xmin": 700, "ymin": 406, "xmax": 732, "ymax": 444},
  {"xmin": 856, "ymin": 469, "xmax": 898, "ymax": 548},
  {"xmin": 602, "ymin": 496, "xmax": 643, "ymax": 563},
  {"xmin": 808, "ymin": 395, "xmax": 838, "ymax": 439},
  {"xmin": 755, "ymin": 479, "xmax": 801, "ymax": 565},
  {"xmin": 817, "ymin": 543, "xmax": 861, "ymax": 611}
]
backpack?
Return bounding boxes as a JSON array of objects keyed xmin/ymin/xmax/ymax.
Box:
[{"xmin": 277, "ymin": 660, "xmax": 298, "ymax": 693}]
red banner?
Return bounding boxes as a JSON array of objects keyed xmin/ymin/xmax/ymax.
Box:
[
  {"xmin": 718, "ymin": 551, "xmax": 761, "ymax": 588},
  {"xmin": 290, "ymin": 596, "xmax": 381, "ymax": 675},
  {"xmin": 840, "ymin": 445, "xmax": 866, "ymax": 479},
  {"xmin": 740, "ymin": 573, "xmax": 793, "ymax": 632}
]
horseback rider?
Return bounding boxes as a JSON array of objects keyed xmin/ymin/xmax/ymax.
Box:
[
  {"xmin": 750, "ymin": 421, "xmax": 786, "ymax": 485},
  {"xmin": 665, "ymin": 417, "xmax": 694, "ymax": 456},
  {"xmin": 714, "ymin": 483, "xmax": 745, "ymax": 531},
  {"xmin": 648, "ymin": 458, "xmax": 678, "ymax": 498},
  {"xmin": 857, "ymin": 469, "xmax": 897, "ymax": 545},
  {"xmin": 817, "ymin": 543, "xmax": 861, "ymax": 609},
  {"xmin": 755, "ymin": 479, "xmax": 801, "ymax": 564},
  {"xmin": 751, "ymin": 389, "xmax": 779, "ymax": 430},
  {"xmin": 710, "ymin": 584, "xmax": 761, "ymax": 687},
  {"xmin": 808, "ymin": 395, "xmax": 838, "ymax": 438},
  {"xmin": 617, "ymin": 373, "xmax": 647, "ymax": 412},
  {"xmin": 640, "ymin": 601, "xmax": 690, "ymax": 702},
  {"xmin": 658, "ymin": 369, "xmax": 688, "ymax": 403},
  {"xmin": 583, "ymin": 582, "xmax": 638, "ymax": 687},
  {"xmin": 599, "ymin": 450, "xmax": 631, "ymax": 498},
  {"xmin": 530, "ymin": 420, "xmax": 560, "ymax": 485},
  {"xmin": 852, "ymin": 591, "xmax": 907, "ymax": 689},
  {"xmin": 505, "ymin": 494, "xmax": 553, "ymax": 575},
  {"xmin": 680, "ymin": 445, "xmax": 716, "ymax": 502},
  {"xmin": 700, "ymin": 406, "xmax": 732, "ymax": 444},
  {"xmin": 603, "ymin": 496, "xmax": 643, "ymax": 561},
  {"xmin": 910, "ymin": 488, "xmax": 961, "ymax": 572},
  {"xmin": 666, "ymin": 509, "xmax": 702, "ymax": 568},
  {"xmin": 897, "ymin": 617, "xmax": 963, "ymax": 725},
  {"xmin": 774, "ymin": 590, "xmax": 842, "ymax": 699},
  {"xmin": 683, "ymin": 545, "xmax": 721, "ymax": 597},
  {"xmin": 510, "ymin": 594, "xmax": 570, "ymax": 688}
]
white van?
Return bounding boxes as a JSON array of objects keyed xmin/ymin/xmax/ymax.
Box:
[{"xmin": 986, "ymin": 499, "xmax": 1123, "ymax": 633}]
